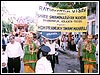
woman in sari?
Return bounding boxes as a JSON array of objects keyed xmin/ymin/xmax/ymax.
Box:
[
  {"xmin": 82, "ymin": 35, "xmax": 96, "ymax": 73},
  {"xmin": 23, "ymin": 33, "xmax": 38, "ymax": 73}
]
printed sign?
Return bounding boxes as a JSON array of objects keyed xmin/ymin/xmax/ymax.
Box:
[{"xmin": 36, "ymin": 6, "xmax": 87, "ymax": 32}]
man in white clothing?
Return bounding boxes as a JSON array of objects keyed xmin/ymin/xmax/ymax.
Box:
[
  {"xmin": 35, "ymin": 45, "xmax": 53, "ymax": 73},
  {"xmin": 45, "ymin": 40, "xmax": 56, "ymax": 73},
  {"xmin": 5, "ymin": 35, "xmax": 24, "ymax": 73}
]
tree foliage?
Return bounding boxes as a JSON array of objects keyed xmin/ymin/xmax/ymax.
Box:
[
  {"xmin": 46, "ymin": 2, "xmax": 58, "ymax": 7},
  {"xmin": 2, "ymin": 20, "xmax": 6, "ymax": 33},
  {"xmin": 2, "ymin": 20, "xmax": 12, "ymax": 33},
  {"xmin": 46, "ymin": 2, "xmax": 87, "ymax": 9}
]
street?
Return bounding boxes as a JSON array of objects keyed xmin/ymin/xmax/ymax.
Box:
[
  {"xmin": 54, "ymin": 51, "xmax": 80, "ymax": 73},
  {"xmin": 54, "ymin": 49, "xmax": 98, "ymax": 73}
]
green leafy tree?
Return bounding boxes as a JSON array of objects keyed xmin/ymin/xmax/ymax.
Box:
[
  {"xmin": 9, "ymin": 24, "xmax": 13, "ymax": 32},
  {"xmin": 2, "ymin": 20, "xmax": 7, "ymax": 33},
  {"xmin": 46, "ymin": 2, "xmax": 58, "ymax": 7},
  {"xmin": 46, "ymin": 2, "xmax": 87, "ymax": 9},
  {"xmin": 2, "ymin": 20, "xmax": 13, "ymax": 33}
]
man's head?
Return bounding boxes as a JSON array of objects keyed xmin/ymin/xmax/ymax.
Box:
[
  {"xmin": 15, "ymin": 33, "xmax": 19, "ymax": 37},
  {"xmin": 9, "ymin": 35, "xmax": 15, "ymax": 44},
  {"xmin": 87, "ymin": 34, "xmax": 93, "ymax": 42},
  {"xmin": 48, "ymin": 40, "xmax": 55, "ymax": 44},
  {"xmin": 82, "ymin": 33, "xmax": 86, "ymax": 40},
  {"xmin": 95, "ymin": 34, "xmax": 98, "ymax": 39},
  {"xmin": 5, "ymin": 34, "xmax": 8, "ymax": 37}
]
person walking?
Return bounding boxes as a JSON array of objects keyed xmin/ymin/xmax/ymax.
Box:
[
  {"xmin": 55, "ymin": 39, "xmax": 60, "ymax": 64},
  {"xmin": 45, "ymin": 40, "xmax": 56, "ymax": 73},
  {"xmin": 82, "ymin": 34, "xmax": 96, "ymax": 73},
  {"xmin": 61, "ymin": 34, "xmax": 67, "ymax": 51},
  {"xmin": 2, "ymin": 34, "xmax": 9, "ymax": 51},
  {"xmin": 75, "ymin": 34, "xmax": 80, "ymax": 51},
  {"xmin": 92, "ymin": 34, "xmax": 98, "ymax": 46},
  {"xmin": 77, "ymin": 33, "xmax": 86, "ymax": 73},
  {"xmin": 35, "ymin": 45, "xmax": 53, "ymax": 73},
  {"xmin": 2, "ymin": 34, "xmax": 6, "ymax": 51},
  {"xmin": 5, "ymin": 35, "xmax": 24, "ymax": 73},
  {"xmin": 23, "ymin": 33, "xmax": 38, "ymax": 73}
]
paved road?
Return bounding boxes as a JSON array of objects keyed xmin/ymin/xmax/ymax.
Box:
[
  {"xmin": 54, "ymin": 49, "xmax": 98, "ymax": 74},
  {"xmin": 54, "ymin": 51, "xmax": 80, "ymax": 73}
]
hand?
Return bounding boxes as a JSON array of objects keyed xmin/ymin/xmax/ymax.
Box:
[
  {"xmin": 30, "ymin": 51, "xmax": 33, "ymax": 55},
  {"xmin": 33, "ymin": 49, "xmax": 38, "ymax": 53}
]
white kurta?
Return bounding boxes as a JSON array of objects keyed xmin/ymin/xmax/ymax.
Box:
[
  {"xmin": 35, "ymin": 57, "xmax": 53, "ymax": 73},
  {"xmin": 45, "ymin": 42, "xmax": 56, "ymax": 55}
]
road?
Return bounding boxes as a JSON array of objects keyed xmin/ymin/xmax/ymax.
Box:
[
  {"xmin": 54, "ymin": 50, "xmax": 98, "ymax": 74},
  {"xmin": 54, "ymin": 51, "xmax": 80, "ymax": 73}
]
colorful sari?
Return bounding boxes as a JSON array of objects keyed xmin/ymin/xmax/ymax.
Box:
[
  {"xmin": 82, "ymin": 42, "xmax": 96, "ymax": 73},
  {"xmin": 23, "ymin": 43, "xmax": 37, "ymax": 73}
]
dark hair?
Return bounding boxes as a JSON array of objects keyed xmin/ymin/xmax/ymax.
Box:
[
  {"xmin": 9, "ymin": 35, "xmax": 15, "ymax": 39},
  {"xmin": 5, "ymin": 34, "xmax": 8, "ymax": 37},
  {"xmin": 77, "ymin": 34, "xmax": 79, "ymax": 36},
  {"xmin": 42, "ymin": 51, "xmax": 48, "ymax": 56},
  {"xmin": 15, "ymin": 33, "xmax": 18, "ymax": 37},
  {"xmin": 33, "ymin": 34, "xmax": 37, "ymax": 38},
  {"xmin": 49, "ymin": 40, "xmax": 55, "ymax": 43},
  {"xmin": 95, "ymin": 34, "xmax": 98, "ymax": 37}
]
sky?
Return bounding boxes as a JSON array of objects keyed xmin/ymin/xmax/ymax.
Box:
[{"xmin": 2, "ymin": 1, "xmax": 46, "ymax": 17}]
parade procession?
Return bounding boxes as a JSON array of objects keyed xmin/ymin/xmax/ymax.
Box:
[{"xmin": 1, "ymin": 1, "xmax": 99, "ymax": 74}]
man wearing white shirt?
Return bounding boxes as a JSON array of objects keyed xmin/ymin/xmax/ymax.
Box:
[
  {"xmin": 5, "ymin": 35, "xmax": 24, "ymax": 73},
  {"xmin": 55, "ymin": 39, "xmax": 60, "ymax": 64},
  {"xmin": 45, "ymin": 40, "xmax": 56, "ymax": 73}
]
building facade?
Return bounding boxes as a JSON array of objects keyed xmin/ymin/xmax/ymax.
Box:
[{"xmin": 87, "ymin": 2, "xmax": 98, "ymax": 35}]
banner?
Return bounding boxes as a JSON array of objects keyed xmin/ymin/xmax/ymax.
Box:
[
  {"xmin": 41, "ymin": 32, "xmax": 61, "ymax": 40},
  {"xmin": 36, "ymin": 6, "xmax": 87, "ymax": 32}
]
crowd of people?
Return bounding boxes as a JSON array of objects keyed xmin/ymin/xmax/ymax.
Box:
[
  {"xmin": 61, "ymin": 32, "xmax": 98, "ymax": 73},
  {"xmin": 2, "ymin": 32, "xmax": 98, "ymax": 73}
]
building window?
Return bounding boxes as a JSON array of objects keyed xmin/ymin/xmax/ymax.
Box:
[
  {"xmin": 87, "ymin": 22, "xmax": 89, "ymax": 31},
  {"xmin": 91, "ymin": 21, "xmax": 95, "ymax": 35}
]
